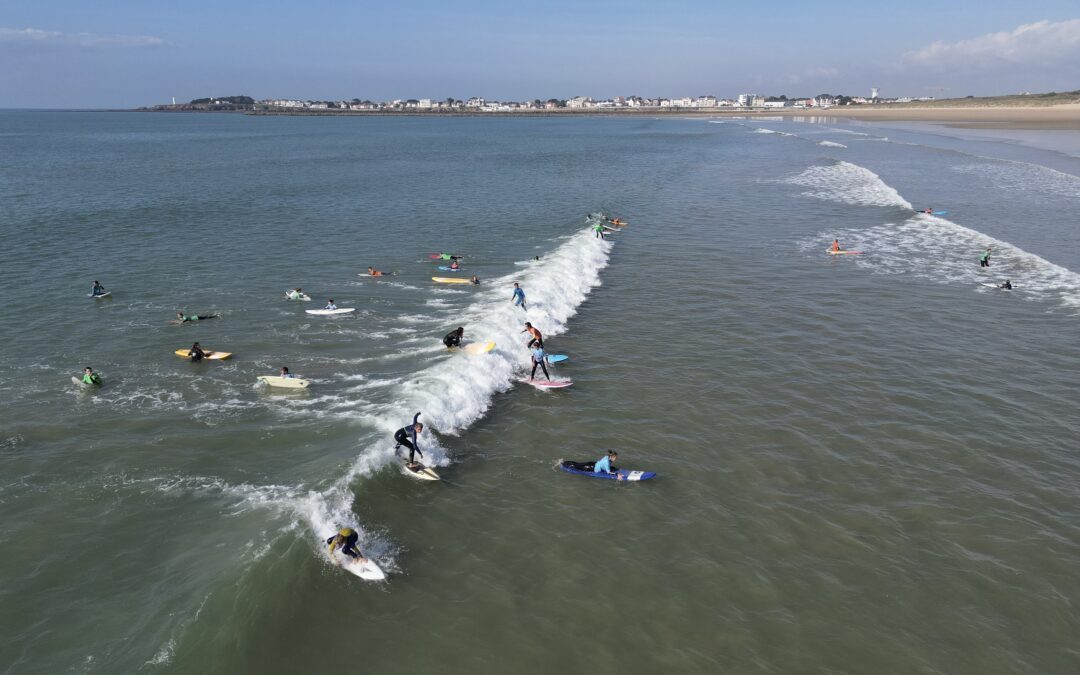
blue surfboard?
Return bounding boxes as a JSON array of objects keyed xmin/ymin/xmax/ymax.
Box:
[
  {"xmin": 437, "ymin": 266, "xmax": 461, "ymax": 272},
  {"xmin": 559, "ymin": 461, "xmax": 655, "ymax": 481},
  {"xmin": 931, "ymin": 210, "xmax": 948, "ymax": 216},
  {"xmin": 547, "ymin": 354, "xmax": 568, "ymax": 364}
]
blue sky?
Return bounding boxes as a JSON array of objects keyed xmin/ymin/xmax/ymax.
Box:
[{"xmin": 1, "ymin": 0, "xmax": 1077, "ymax": 107}]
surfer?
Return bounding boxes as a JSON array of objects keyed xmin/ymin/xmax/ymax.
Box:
[
  {"xmin": 831, "ymin": 239, "xmax": 842, "ymax": 253},
  {"xmin": 470, "ymin": 275, "xmax": 480, "ymax": 285},
  {"xmin": 593, "ymin": 450, "xmax": 618, "ymax": 475},
  {"xmin": 91, "ymin": 280, "xmax": 107, "ymax": 296},
  {"xmin": 393, "ymin": 412, "xmax": 424, "ymax": 468},
  {"xmin": 187, "ymin": 342, "xmax": 207, "ymax": 362},
  {"xmin": 450, "ymin": 260, "xmax": 460, "ymax": 271},
  {"xmin": 530, "ymin": 344, "xmax": 550, "ymax": 381},
  {"xmin": 367, "ymin": 267, "xmax": 384, "ymax": 277},
  {"xmin": 979, "ymin": 248, "xmax": 992, "ymax": 268},
  {"xmin": 280, "ymin": 366, "xmax": 295, "ymax": 378},
  {"xmin": 512, "ymin": 283, "xmax": 527, "ymax": 311},
  {"xmin": 522, "ymin": 322, "xmax": 543, "ymax": 348},
  {"xmin": 324, "ymin": 299, "xmax": 337, "ymax": 310},
  {"xmin": 999, "ymin": 280, "xmax": 1013, "ymax": 290},
  {"xmin": 174, "ymin": 312, "xmax": 220, "ymax": 323},
  {"xmin": 286, "ymin": 288, "xmax": 304, "ymax": 300},
  {"xmin": 81, "ymin": 366, "xmax": 102, "ymax": 386},
  {"xmin": 594, "ymin": 222, "xmax": 606, "ymax": 240},
  {"xmin": 326, "ymin": 527, "xmax": 367, "ymax": 562},
  {"xmin": 606, "ymin": 217, "xmax": 624, "ymax": 226},
  {"xmin": 443, "ymin": 327, "xmax": 465, "ymax": 348}
]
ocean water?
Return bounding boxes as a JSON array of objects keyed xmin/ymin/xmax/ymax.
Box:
[{"xmin": 1, "ymin": 111, "xmax": 1079, "ymax": 674}]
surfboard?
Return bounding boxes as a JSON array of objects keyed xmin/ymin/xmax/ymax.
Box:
[
  {"xmin": 981, "ymin": 283, "xmax": 1012, "ymax": 290},
  {"xmin": 462, "ymin": 341, "xmax": 496, "ymax": 355},
  {"xmin": 520, "ymin": 378, "xmax": 573, "ymax": 389},
  {"xmin": 559, "ymin": 461, "xmax": 655, "ymax": 481},
  {"xmin": 432, "ymin": 277, "xmax": 472, "ymax": 284},
  {"xmin": 402, "ymin": 459, "xmax": 440, "ymax": 481},
  {"xmin": 284, "ymin": 291, "xmax": 311, "ymax": 301},
  {"xmin": 305, "ymin": 308, "xmax": 356, "ymax": 316},
  {"xmin": 429, "ymin": 254, "xmax": 462, "ymax": 260},
  {"xmin": 174, "ymin": 349, "xmax": 232, "ymax": 360},
  {"xmin": 333, "ymin": 550, "xmax": 386, "ymax": 581},
  {"xmin": 437, "ymin": 266, "xmax": 462, "ymax": 272},
  {"xmin": 931, "ymin": 210, "xmax": 948, "ymax": 216},
  {"xmin": 89, "ymin": 292, "xmax": 111, "ymax": 298},
  {"xmin": 257, "ymin": 375, "xmax": 311, "ymax": 389},
  {"xmin": 826, "ymin": 250, "xmax": 864, "ymax": 255},
  {"xmin": 546, "ymin": 354, "xmax": 568, "ymax": 364},
  {"xmin": 71, "ymin": 376, "xmax": 99, "ymax": 387}
]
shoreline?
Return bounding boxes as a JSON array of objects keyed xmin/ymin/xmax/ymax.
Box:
[{"xmin": 128, "ymin": 103, "xmax": 1080, "ymax": 130}]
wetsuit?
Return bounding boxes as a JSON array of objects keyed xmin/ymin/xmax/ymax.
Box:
[
  {"xmin": 530, "ymin": 346, "xmax": 550, "ymax": 380},
  {"xmin": 327, "ymin": 528, "xmax": 361, "ymax": 558},
  {"xmin": 593, "ymin": 455, "xmax": 617, "ymax": 474},
  {"xmin": 91, "ymin": 284, "xmax": 106, "ymax": 296},
  {"xmin": 1002, "ymin": 281, "xmax": 1012, "ymax": 289},
  {"xmin": 980, "ymin": 252, "xmax": 991, "ymax": 267},
  {"xmin": 179, "ymin": 314, "xmax": 217, "ymax": 322},
  {"xmin": 512, "ymin": 287, "xmax": 526, "ymax": 310},
  {"xmin": 394, "ymin": 413, "xmax": 423, "ymax": 464},
  {"xmin": 324, "ymin": 303, "xmax": 337, "ymax": 310},
  {"xmin": 563, "ymin": 460, "xmax": 595, "ymax": 471},
  {"xmin": 82, "ymin": 373, "xmax": 102, "ymax": 385},
  {"xmin": 188, "ymin": 346, "xmax": 206, "ymax": 362},
  {"xmin": 594, "ymin": 224, "xmax": 606, "ymax": 239},
  {"xmin": 443, "ymin": 330, "xmax": 463, "ymax": 348}
]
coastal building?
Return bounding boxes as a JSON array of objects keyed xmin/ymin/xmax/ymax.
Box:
[
  {"xmin": 871, "ymin": 87, "xmax": 880, "ymax": 100},
  {"xmin": 418, "ymin": 99, "xmax": 433, "ymax": 109},
  {"xmin": 695, "ymin": 96, "xmax": 718, "ymax": 108},
  {"xmin": 737, "ymin": 94, "xmax": 757, "ymax": 107},
  {"xmin": 566, "ymin": 96, "xmax": 593, "ymax": 109}
]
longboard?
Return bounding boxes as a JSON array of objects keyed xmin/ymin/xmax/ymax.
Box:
[
  {"xmin": 332, "ymin": 550, "xmax": 386, "ymax": 581},
  {"xmin": 429, "ymin": 253, "xmax": 463, "ymax": 260},
  {"xmin": 559, "ymin": 461, "xmax": 655, "ymax": 481},
  {"xmin": 462, "ymin": 341, "xmax": 496, "ymax": 355},
  {"xmin": 305, "ymin": 308, "xmax": 356, "ymax": 316},
  {"xmin": 432, "ymin": 277, "xmax": 472, "ymax": 284},
  {"xmin": 174, "ymin": 349, "xmax": 232, "ymax": 360},
  {"xmin": 520, "ymin": 378, "xmax": 572, "ymax": 389},
  {"xmin": 826, "ymin": 249, "xmax": 864, "ymax": 255},
  {"xmin": 257, "ymin": 375, "xmax": 310, "ymax": 389}
]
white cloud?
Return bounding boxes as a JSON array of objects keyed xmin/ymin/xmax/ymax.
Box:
[
  {"xmin": 0, "ymin": 27, "xmax": 164, "ymax": 49},
  {"xmin": 903, "ymin": 19, "xmax": 1080, "ymax": 70}
]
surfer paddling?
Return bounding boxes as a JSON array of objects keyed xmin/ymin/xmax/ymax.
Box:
[
  {"xmin": 173, "ymin": 312, "xmax": 220, "ymax": 324},
  {"xmin": 564, "ymin": 451, "xmax": 621, "ymax": 478},
  {"xmin": 394, "ymin": 412, "xmax": 425, "ymax": 469}
]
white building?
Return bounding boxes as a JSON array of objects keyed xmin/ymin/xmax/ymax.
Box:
[
  {"xmin": 566, "ymin": 96, "xmax": 593, "ymax": 109},
  {"xmin": 762, "ymin": 100, "xmax": 790, "ymax": 108},
  {"xmin": 870, "ymin": 87, "xmax": 880, "ymax": 100},
  {"xmin": 737, "ymin": 94, "xmax": 757, "ymax": 107},
  {"xmin": 418, "ymin": 99, "xmax": 433, "ymax": 109},
  {"xmin": 695, "ymin": 95, "xmax": 718, "ymax": 108}
]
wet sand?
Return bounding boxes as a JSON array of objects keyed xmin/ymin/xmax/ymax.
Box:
[{"xmin": 768, "ymin": 104, "xmax": 1080, "ymax": 130}]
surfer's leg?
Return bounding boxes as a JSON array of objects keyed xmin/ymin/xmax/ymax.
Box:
[{"xmin": 539, "ymin": 360, "xmax": 550, "ymax": 380}]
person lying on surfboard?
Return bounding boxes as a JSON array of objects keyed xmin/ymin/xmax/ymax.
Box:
[
  {"xmin": 286, "ymin": 288, "xmax": 304, "ymax": 300},
  {"xmin": 563, "ymin": 451, "xmax": 619, "ymax": 476},
  {"xmin": 187, "ymin": 342, "xmax": 207, "ymax": 362},
  {"xmin": 81, "ymin": 366, "xmax": 102, "ymax": 386},
  {"xmin": 324, "ymin": 299, "xmax": 337, "ymax": 310},
  {"xmin": 174, "ymin": 312, "xmax": 220, "ymax": 324},
  {"xmin": 393, "ymin": 412, "xmax": 424, "ymax": 469},
  {"xmin": 91, "ymin": 280, "xmax": 107, "ymax": 297},
  {"xmin": 529, "ymin": 344, "xmax": 550, "ymax": 381},
  {"xmin": 367, "ymin": 267, "xmax": 384, "ymax": 277},
  {"xmin": 443, "ymin": 327, "xmax": 464, "ymax": 348},
  {"xmin": 326, "ymin": 528, "xmax": 368, "ymax": 563},
  {"xmin": 512, "ymin": 283, "xmax": 526, "ymax": 311},
  {"xmin": 522, "ymin": 322, "xmax": 543, "ymax": 348}
]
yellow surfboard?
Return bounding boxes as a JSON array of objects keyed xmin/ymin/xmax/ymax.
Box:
[
  {"xmin": 462, "ymin": 341, "xmax": 496, "ymax": 355},
  {"xmin": 432, "ymin": 277, "xmax": 472, "ymax": 284},
  {"xmin": 174, "ymin": 349, "xmax": 232, "ymax": 360}
]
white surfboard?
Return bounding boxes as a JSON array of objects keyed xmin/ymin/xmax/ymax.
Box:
[
  {"xmin": 981, "ymin": 283, "xmax": 1012, "ymax": 290},
  {"xmin": 333, "ymin": 550, "xmax": 386, "ymax": 581},
  {"xmin": 88, "ymin": 292, "xmax": 111, "ymax": 298},
  {"xmin": 402, "ymin": 459, "xmax": 440, "ymax": 481},
  {"xmin": 305, "ymin": 308, "xmax": 356, "ymax": 316},
  {"xmin": 257, "ymin": 375, "xmax": 310, "ymax": 389}
]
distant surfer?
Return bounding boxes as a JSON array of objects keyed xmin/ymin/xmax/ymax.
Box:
[
  {"xmin": 324, "ymin": 299, "xmax": 337, "ymax": 310},
  {"xmin": 80, "ymin": 366, "xmax": 102, "ymax": 386},
  {"xmin": 174, "ymin": 312, "xmax": 220, "ymax": 324},
  {"xmin": 512, "ymin": 283, "xmax": 527, "ymax": 311},
  {"xmin": 522, "ymin": 322, "xmax": 543, "ymax": 348},
  {"xmin": 187, "ymin": 342, "xmax": 207, "ymax": 362},
  {"xmin": 831, "ymin": 239, "xmax": 842, "ymax": 253},
  {"xmin": 999, "ymin": 280, "xmax": 1013, "ymax": 290},
  {"xmin": 367, "ymin": 267, "xmax": 385, "ymax": 277},
  {"xmin": 91, "ymin": 280, "xmax": 107, "ymax": 297},
  {"xmin": 529, "ymin": 343, "xmax": 550, "ymax": 381},
  {"xmin": 922, "ymin": 208, "xmax": 933, "ymax": 214},
  {"xmin": 470, "ymin": 275, "xmax": 480, "ymax": 285},
  {"xmin": 979, "ymin": 248, "xmax": 992, "ymax": 268},
  {"xmin": 450, "ymin": 260, "xmax": 460, "ymax": 271},
  {"xmin": 605, "ymin": 217, "xmax": 625, "ymax": 226},
  {"xmin": 394, "ymin": 412, "xmax": 425, "ymax": 469},
  {"xmin": 286, "ymin": 288, "xmax": 304, "ymax": 300},
  {"xmin": 326, "ymin": 527, "xmax": 368, "ymax": 563},
  {"xmin": 443, "ymin": 327, "xmax": 465, "ymax": 348}
]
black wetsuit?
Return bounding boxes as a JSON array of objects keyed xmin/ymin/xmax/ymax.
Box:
[
  {"xmin": 530, "ymin": 349, "xmax": 550, "ymax": 380},
  {"xmin": 180, "ymin": 314, "xmax": 218, "ymax": 322},
  {"xmin": 394, "ymin": 413, "xmax": 423, "ymax": 463},
  {"xmin": 326, "ymin": 531, "xmax": 361, "ymax": 558},
  {"xmin": 188, "ymin": 347, "xmax": 206, "ymax": 362},
  {"xmin": 443, "ymin": 330, "xmax": 463, "ymax": 348}
]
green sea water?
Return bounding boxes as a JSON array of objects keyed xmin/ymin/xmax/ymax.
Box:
[{"xmin": 2, "ymin": 112, "xmax": 1079, "ymax": 674}]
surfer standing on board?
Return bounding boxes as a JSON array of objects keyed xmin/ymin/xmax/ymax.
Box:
[
  {"xmin": 326, "ymin": 528, "xmax": 368, "ymax": 563},
  {"xmin": 522, "ymin": 322, "xmax": 543, "ymax": 349},
  {"xmin": 394, "ymin": 412, "xmax": 425, "ymax": 469},
  {"xmin": 980, "ymin": 248, "xmax": 993, "ymax": 268},
  {"xmin": 529, "ymin": 343, "xmax": 550, "ymax": 381},
  {"xmin": 512, "ymin": 282, "xmax": 526, "ymax": 311}
]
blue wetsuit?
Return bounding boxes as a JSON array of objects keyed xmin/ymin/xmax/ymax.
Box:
[{"xmin": 512, "ymin": 287, "xmax": 526, "ymax": 310}]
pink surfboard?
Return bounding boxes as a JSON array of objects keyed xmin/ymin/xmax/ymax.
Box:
[{"xmin": 520, "ymin": 378, "xmax": 573, "ymax": 389}]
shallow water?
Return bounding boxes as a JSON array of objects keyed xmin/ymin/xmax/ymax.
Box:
[{"xmin": 2, "ymin": 111, "xmax": 1079, "ymax": 674}]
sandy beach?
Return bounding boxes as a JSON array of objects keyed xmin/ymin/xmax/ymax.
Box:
[{"xmin": 762, "ymin": 103, "xmax": 1080, "ymax": 130}]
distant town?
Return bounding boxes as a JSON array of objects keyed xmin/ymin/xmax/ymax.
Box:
[{"xmin": 141, "ymin": 89, "xmax": 936, "ymax": 114}]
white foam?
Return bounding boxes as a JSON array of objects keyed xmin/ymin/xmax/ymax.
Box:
[
  {"xmin": 783, "ymin": 161, "xmax": 912, "ymax": 209},
  {"xmin": 818, "ymin": 141, "xmax": 847, "ymax": 148},
  {"xmin": 953, "ymin": 162, "xmax": 1080, "ymax": 200},
  {"xmin": 753, "ymin": 128, "xmax": 795, "ymax": 137}
]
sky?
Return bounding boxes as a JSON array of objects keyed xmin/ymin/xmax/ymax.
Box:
[{"xmin": 0, "ymin": 0, "xmax": 1078, "ymax": 108}]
